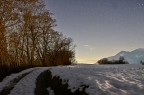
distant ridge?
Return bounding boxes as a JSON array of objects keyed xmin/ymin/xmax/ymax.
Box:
[{"xmin": 107, "ymin": 48, "xmax": 144, "ymax": 64}]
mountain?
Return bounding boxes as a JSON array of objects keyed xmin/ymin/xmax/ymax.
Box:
[{"xmin": 107, "ymin": 48, "xmax": 144, "ymax": 64}]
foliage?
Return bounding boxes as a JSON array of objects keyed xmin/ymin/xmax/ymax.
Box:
[
  {"xmin": 97, "ymin": 56, "xmax": 129, "ymax": 64},
  {"xmin": 0, "ymin": 0, "xmax": 75, "ymax": 81}
]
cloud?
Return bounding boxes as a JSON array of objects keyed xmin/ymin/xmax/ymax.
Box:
[
  {"xmin": 84, "ymin": 44, "xmax": 95, "ymax": 51},
  {"xmin": 84, "ymin": 45, "xmax": 89, "ymax": 47}
]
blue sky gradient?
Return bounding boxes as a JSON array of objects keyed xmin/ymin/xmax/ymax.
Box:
[{"xmin": 45, "ymin": 0, "xmax": 144, "ymax": 63}]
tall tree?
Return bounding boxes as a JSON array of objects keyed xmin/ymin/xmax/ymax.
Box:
[{"xmin": 0, "ymin": 0, "xmax": 75, "ymax": 67}]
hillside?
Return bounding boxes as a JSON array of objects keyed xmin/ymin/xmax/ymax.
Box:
[
  {"xmin": 0, "ymin": 64, "xmax": 144, "ymax": 95},
  {"xmin": 108, "ymin": 48, "xmax": 144, "ymax": 64}
]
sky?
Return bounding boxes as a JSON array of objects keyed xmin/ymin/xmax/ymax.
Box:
[{"xmin": 45, "ymin": 0, "xmax": 144, "ymax": 64}]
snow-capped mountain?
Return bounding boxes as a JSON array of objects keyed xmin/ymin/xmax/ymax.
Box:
[{"xmin": 107, "ymin": 48, "xmax": 144, "ymax": 64}]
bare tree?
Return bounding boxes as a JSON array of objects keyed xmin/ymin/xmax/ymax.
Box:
[{"xmin": 0, "ymin": 0, "xmax": 75, "ymax": 68}]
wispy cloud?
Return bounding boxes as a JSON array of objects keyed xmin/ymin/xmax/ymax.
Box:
[
  {"xmin": 84, "ymin": 44, "xmax": 95, "ymax": 51},
  {"xmin": 84, "ymin": 45, "xmax": 89, "ymax": 47}
]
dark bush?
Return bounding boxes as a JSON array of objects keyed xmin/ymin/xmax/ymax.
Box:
[
  {"xmin": 97, "ymin": 57, "xmax": 129, "ymax": 64},
  {"xmin": 35, "ymin": 70, "xmax": 89, "ymax": 95},
  {"xmin": 140, "ymin": 61, "xmax": 144, "ymax": 65}
]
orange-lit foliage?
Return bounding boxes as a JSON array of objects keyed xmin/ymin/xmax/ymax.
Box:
[{"xmin": 0, "ymin": 0, "xmax": 75, "ymax": 81}]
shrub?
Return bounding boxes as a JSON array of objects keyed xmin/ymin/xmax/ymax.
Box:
[
  {"xmin": 35, "ymin": 70, "xmax": 89, "ymax": 95},
  {"xmin": 97, "ymin": 57, "xmax": 129, "ymax": 64},
  {"xmin": 140, "ymin": 61, "xmax": 144, "ymax": 65}
]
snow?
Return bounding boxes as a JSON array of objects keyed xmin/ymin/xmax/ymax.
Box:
[
  {"xmin": 0, "ymin": 68, "xmax": 36, "ymax": 92},
  {"xmin": 47, "ymin": 87, "xmax": 54, "ymax": 95},
  {"xmin": 0, "ymin": 64, "xmax": 144, "ymax": 95},
  {"xmin": 107, "ymin": 48, "xmax": 144, "ymax": 64},
  {"xmin": 50, "ymin": 64, "xmax": 144, "ymax": 95},
  {"xmin": 9, "ymin": 68, "xmax": 48, "ymax": 95}
]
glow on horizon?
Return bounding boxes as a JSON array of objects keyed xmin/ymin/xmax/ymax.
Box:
[{"xmin": 76, "ymin": 47, "xmax": 143, "ymax": 64}]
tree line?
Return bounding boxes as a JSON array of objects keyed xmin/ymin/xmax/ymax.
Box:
[
  {"xmin": 0, "ymin": 0, "xmax": 75, "ymax": 81},
  {"xmin": 97, "ymin": 56, "xmax": 129, "ymax": 64}
]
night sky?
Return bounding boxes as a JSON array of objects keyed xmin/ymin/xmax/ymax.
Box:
[{"xmin": 45, "ymin": 0, "xmax": 144, "ymax": 63}]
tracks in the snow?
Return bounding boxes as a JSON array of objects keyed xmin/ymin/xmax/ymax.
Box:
[
  {"xmin": 0, "ymin": 69, "xmax": 88, "ymax": 95},
  {"xmin": 0, "ymin": 69, "xmax": 37, "ymax": 95}
]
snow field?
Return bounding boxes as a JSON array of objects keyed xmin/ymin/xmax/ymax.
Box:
[
  {"xmin": 50, "ymin": 64, "xmax": 144, "ymax": 95},
  {"xmin": 0, "ymin": 64, "xmax": 143, "ymax": 95}
]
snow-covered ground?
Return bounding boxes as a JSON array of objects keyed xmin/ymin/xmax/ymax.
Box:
[
  {"xmin": 0, "ymin": 68, "xmax": 36, "ymax": 92},
  {"xmin": 0, "ymin": 64, "xmax": 144, "ymax": 95}
]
